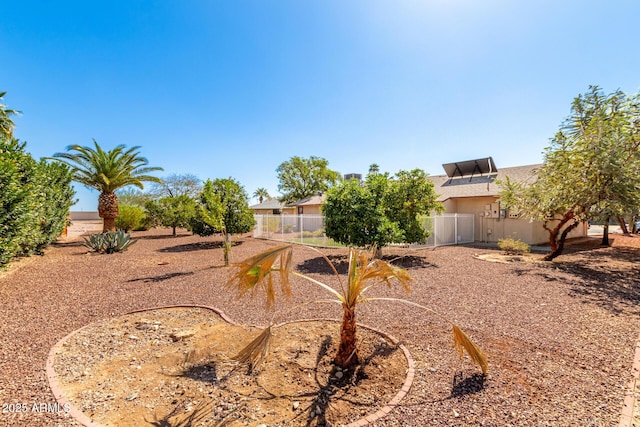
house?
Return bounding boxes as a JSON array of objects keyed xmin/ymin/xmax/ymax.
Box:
[
  {"xmin": 285, "ymin": 192, "xmax": 326, "ymax": 215},
  {"xmin": 249, "ymin": 198, "xmax": 295, "ymax": 215},
  {"xmin": 429, "ymin": 157, "xmax": 588, "ymax": 245}
]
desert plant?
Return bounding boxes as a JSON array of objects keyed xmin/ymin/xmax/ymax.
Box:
[
  {"xmin": 115, "ymin": 205, "xmax": 147, "ymax": 232},
  {"xmin": 228, "ymin": 244, "xmax": 487, "ymax": 373},
  {"xmin": 83, "ymin": 230, "xmax": 137, "ymax": 254},
  {"xmin": 50, "ymin": 140, "xmax": 163, "ymax": 232},
  {"xmin": 497, "ymin": 237, "xmax": 530, "ymax": 255}
]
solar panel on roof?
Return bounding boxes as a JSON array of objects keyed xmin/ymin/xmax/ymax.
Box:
[{"xmin": 442, "ymin": 157, "xmax": 497, "ymax": 180}]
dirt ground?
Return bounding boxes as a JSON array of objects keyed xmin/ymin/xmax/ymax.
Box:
[
  {"xmin": 0, "ymin": 229, "xmax": 639, "ymax": 426},
  {"xmin": 51, "ymin": 307, "xmax": 409, "ymax": 427}
]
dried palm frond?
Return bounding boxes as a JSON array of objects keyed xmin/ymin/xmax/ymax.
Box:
[
  {"xmin": 227, "ymin": 245, "xmax": 293, "ymax": 309},
  {"xmin": 345, "ymin": 247, "xmax": 412, "ymax": 307},
  {"xmin": 452, "ymin": 325, "xmax": 488, "ymax": 374},
  {"xmin": 231, "ymin": 326, "xmax": 272, "ymax": 371}
]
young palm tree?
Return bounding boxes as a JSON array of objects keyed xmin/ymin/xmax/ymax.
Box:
[
  {"xmin": 228, "ymin": 245, "xmax": 487, "ymax": 372},
  {"xmin": 0, "ymin": 91, "xmax": 20, "ymax": 139},
  {"xmin": 51, "ymin": 140, "xmax": 163, "ymax": 232},
  {"xmin": 253, "ymin": 187, "xmax": 270, "ymax": 204}
]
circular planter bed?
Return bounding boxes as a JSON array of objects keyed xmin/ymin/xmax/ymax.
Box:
[{"xmin": 47, "ymin": 306, "xmax": 415, "ymax": 426}]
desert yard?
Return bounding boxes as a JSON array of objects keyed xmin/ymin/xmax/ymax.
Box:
[{"xmin": 0, "ymin": 229, "xmax": 639, "ymax": 426}]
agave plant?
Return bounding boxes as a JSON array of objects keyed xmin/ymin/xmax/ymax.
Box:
[
  {"xmin": 83, "ymin": 230, "xmax": 137, "ymax": 254},
  {"xmin": 228, "ymin": 244, "xmax": 487, "ymax": 373}
]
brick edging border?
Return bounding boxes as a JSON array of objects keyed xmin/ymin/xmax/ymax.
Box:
[
  {"xmin": 619, "ymin": 329, "xmax": 640, "ymax": 427},
  {"xmin": 46, "ymin": 305, "xmax": 415, "ymax": 427}
]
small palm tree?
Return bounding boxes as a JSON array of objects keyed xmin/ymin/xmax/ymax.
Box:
[
  {"xmin": 51, "ymin": 140, "xmax": 163, "ymax": 232},
  {"xmin": 253, "ymin": 187, "xmax": 270, "ymax": 204},
  {"xmin": 0, "ymin": 91, "xmax": 20, "ymax": 139},
  {"xmin": 228, "ymin": 245, "xmax": 487, "ymax": 372}
]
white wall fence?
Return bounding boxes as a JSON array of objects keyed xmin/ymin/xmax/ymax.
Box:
[{"xmin": 253, "ymin": 213, "xmax": 475, "ymax": 248}]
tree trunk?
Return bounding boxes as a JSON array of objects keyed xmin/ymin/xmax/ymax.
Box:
[
  {"xmin": 223, "ymin": 232, "xmax": 231, "ymax": 266},
  {"xmin": 543, "ymin": 219, "xmax": 580, "ymax": 261},
  {"xmin": 98, "ymin": 191, "xmax": 118, "ymax": 232},
  {"xmin": 616, "ymin": 215, "xmax": 629, "ymax": 235},
  {"xmin": 374, "ymin": 246, "xmax": 383, "ymax": 259},
  {"xmin": 335, "ymin": 303, "xmax": 358, "ymax": 369},
  {"xmin": 601, "ymin": 221, "xmax": 610, "ymax": 246},
  {"xmin": 172, "ymin": 226, "xmax": 177, "ymax": 237}
]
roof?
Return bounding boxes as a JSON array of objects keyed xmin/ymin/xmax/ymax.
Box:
[
  {"xmin": 286, "ymin": 193, "xmax": 326, "ymax": 207},
  {"xmin": 429, "ymin": 164, "xmax": 541, "ymax": 201},
  {"xmin": 249, "ymin": 198, "xmax": 288, "ymax": 210}
]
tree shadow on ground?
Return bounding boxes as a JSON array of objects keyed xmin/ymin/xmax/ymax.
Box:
[
  {"xmin": 52, "ymin": 240, "xmax": 86, "ymax": 248},
  {"xmin": 134, "ymin": 232, "xmax": 193, "ymax": 240},
  {"xmin": 297, "ymin": 255, "xmax": 349, "ymax": 275},
  {"xmin": 538, "ymin": 247, "xmax": 640, "ymax": 315},
  {"xmin": 145, "ymin": 399, "xmax": 222, "ymax": 427},
  {"xmin": 185, "ymin": 331, "xmax": 403, "ymax": 426},
  {"xmin": 158, "ymin": 241, "xmax": 243, "ymax": 253},
  {"xmin": 126, "ymin": 271, "xmax": 195, "ymax": 283},
  {"xmin": 298, "ymin": 254, "xmax": 436, "ymax": 275}
]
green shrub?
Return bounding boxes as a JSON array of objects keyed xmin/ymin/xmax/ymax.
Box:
[
  {"xmin": 498, "ymin": 237, "xmax": 530, "ymax": 255},
  {"xmin": 83, "ymin": 230, "xmax": 137, "ymax": 254},
  {"xmin": 0, "ymin": 138, "xmax": 74, "ymax": 266},
  {"xmin": 115, "ymin": 205, "xmax": 147, "ymax": 232}
]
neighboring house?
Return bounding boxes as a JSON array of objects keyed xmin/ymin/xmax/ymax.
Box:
[
  {"xmin": 429, "ymin": 157, "xmax": 588, "ymax": 245},
  {"xmin": 285, "ymin": 192, "xmax": 326, "ymax": 215},
  {"xmin": 249, "ymin": 198, "xmax": 295, "ymax": 215}
]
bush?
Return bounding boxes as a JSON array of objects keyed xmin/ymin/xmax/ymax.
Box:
[
  {"xmin": 498, "ymin": 237, "xmax": 530, "ymax": 255},
  {"xmin": 115, "ymin": 205, "xmax": 147, "ymax": 232},
  {"xmin": 0, "ymin": 138, "xmax": 74, "ymax": 266},
  {"xmin": 83, "ymin": 230, "xmax": 137, "ymax": 254}
]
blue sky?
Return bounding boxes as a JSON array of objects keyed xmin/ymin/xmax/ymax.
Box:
[{"xmin": 2, "ymin": 1, "xmax": 639, "ymax": 210}]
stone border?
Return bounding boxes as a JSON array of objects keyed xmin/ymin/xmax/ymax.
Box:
[
  {"xmin": 619, "ymin": 330, "xmax": 640, "ymax": 427},
  {"xmin": 46, "ymin": 305, "xmax": 415, "ymax": 427}
]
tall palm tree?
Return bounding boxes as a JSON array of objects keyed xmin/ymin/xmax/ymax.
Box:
[
  {"xmin": 253, "ymin": 187, "xmax": 270, "ymax": 204},
  {"xmin": 0, "ymin": 91, "xmax": 20, "ymax": 139},
  {"xmin": 51, "ymin": 140, "xmax": 163, "ymax": 232}
]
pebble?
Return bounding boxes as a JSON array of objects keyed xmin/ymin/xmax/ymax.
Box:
[
  {"xmin": 334, "ymin": 371, "xmax": 344, "ymax": 379},
  {"xmin": 292, "ymin": 401, "xmax": 300, "ymax": 410}
]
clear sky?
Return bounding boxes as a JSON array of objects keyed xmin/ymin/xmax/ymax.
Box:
[{"xmin": 2, "ymin": 1, "xmax": 639, "ymax": 210}]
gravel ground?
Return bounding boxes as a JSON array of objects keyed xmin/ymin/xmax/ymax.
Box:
[{"xmin": 0, "ymin": 229, "xmax": 639, "ymax": 427}]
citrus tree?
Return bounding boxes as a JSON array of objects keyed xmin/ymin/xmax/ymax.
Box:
[
  {"xmin": 191, "ymin": 178, "xmax": 255, "ymax": 266},
  {"xmin": 324, "ymin": 168, "xmax": 442, "ymax": 257}
]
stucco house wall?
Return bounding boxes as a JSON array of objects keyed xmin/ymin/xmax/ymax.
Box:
[{"xmin": 430, "ymin": 162, "xmax": 588, "ymax": 245}]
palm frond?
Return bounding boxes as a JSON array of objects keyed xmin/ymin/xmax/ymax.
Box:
[
  {"xmin": 227, "ymin": 245, "xmax": 293, "ymax": 309},
  {"xmin": 231, "ymin": 326, "xmax": 272, "ymax": 371},
  {"xmin": 345, "ymin": 247, "xmax": 412, "ymax": 307},
  {"xmin": 452, "ymin": 325, "xmax": 488, "ymax": 374}
]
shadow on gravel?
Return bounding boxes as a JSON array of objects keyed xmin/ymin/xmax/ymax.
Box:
[
  {"xmin": 52, "ymin": 240, "xmax": 86, "ymax": 248},
  {"xmin": 127, "ymin": 271, "xmax": 195, "ymax": 283},
  {"xmin": 450, "ymin": 372, "xmax": 487, "ymax": 398},
  {"xmin": 538, "ymin": 247, "xmax": 640, "ymax": 315},
  {"xmin": 298, "ymin": 254, "xmax": 436, "ymax": 275},
  {"xmin": 298, "ymin": 255, "xmax": 349, "ymax": 275},
  {"xmin": 158, "ymin": 241, "xmax": 244, "ymax": 253},
  {"xmin": 135, "ymin": 233, "xmax": 193, "ymax": 240}
]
